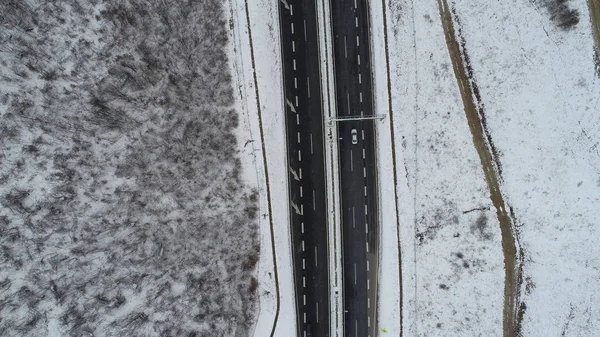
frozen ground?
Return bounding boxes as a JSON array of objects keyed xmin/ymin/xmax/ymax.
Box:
[
  {"xmin": 228, "ymin": 0, "xmax": 298, "ymax": 336},
  {"xmin": 0, "ymin": 1, "xmax": 260, "ymax": 336},
  {"xmin": 383, "ymin": 0, "xmax": 600, "ymax": 336},
  {"xmin": 384, "ymin": 0, "xmax": 504, "ymax": 335},
  {"xmin": 451, "ymin": 0, "xmax": 600, "ymax": 335}
]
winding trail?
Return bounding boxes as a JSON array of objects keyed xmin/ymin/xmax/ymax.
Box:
[{"xmin": 436, "ymin": 1, "xmax": 522, "ymax": 336}]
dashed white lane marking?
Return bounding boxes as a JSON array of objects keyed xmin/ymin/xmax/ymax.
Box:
[
  {"xmin": 365, "ymin": 222, "xmax": 368, "ymax": 234},
  {"xmin": 352, "ymin": 207, "xmax": 355, "ymax": 228},
  {"xmin": 355, "ymin": 17, "xmax": 358, "ymax": 27},
  {"xmin": 303, "ymin": 20, "xmax": 307, "ymax": 41},
  {"xmin": 365, "ymin": 204, "xmax": 368, "ymax": 215},
  {"xmin": 356, "ymin": 35, "xmax": 360, "ymax": 47},
  {"xmin": 291, "ymin": 22, "xmax": 295, "ymax": 34},
  {"xmin": 355, "ymin": 320, "xmax": 358, "ymax": 337},
  {"xmin": 316, "ymin": 302, "xmax": 319, "ymax": 322},
  {"xmin": 363, "ymin": 167, "xmax": 366, "ymax": 178},
  {"xmin": 303, "ymin": 294, "xmax": 306, "ymax": 305},
  {"xmin": 295, "ymin": 95, "xmax": 299, "ymax": 107},
  {"xmin": 300, "ymin": 185, "xmax": 303, "ymax": 197},
  {"xmin": 307, "ymin": 76, "xmax": 310, "ymax": 97},
  {"xmin": 297, "ymin": 131, "xmax": 301, "ymax": 143},
  {"xmin": 294, "ymin": 77, "xmax": 297, "ymax": 88},
  {"xmin": 368, "ymin": 316, "xmax": 371, "ymax": 327},
  {"xmin": 368, "ymin": 279, "xmax": 370, "ymax": 290},
  {"xmin": 296, "ymin": 113, "xmax": 299, "ymax": 125},
  {"xmin": 298, "ymin": 149, "xmax": 302, "ymax": 162},
  {"xmin": 344, "ymin": 36, "xmax": 348, "ymax": 58},
  {"xmin": 367, "ymin": 260, "xmax": 370, "ymax": 271},
  {"xmin": 359, "ymin": 92, "xmax": 363, "ymax": 103},
  {"xmin": 312, "ymin": 190, "xmax": 316, "ymax": 210},
  {"xmin": 303, "ymin": 276, "xmax": 306, "ymax": 287},
  {"xmin": 358, "ymin": 54, "xmax": 361, "ymax": 65},
  {"xmin": 292, "ymin": 40, "xmax": 296, "ymax": 52},
  {"xmin": 362, "ymin": 148, "xmax": 366, "ymax": 159},
  {"xmin": 304, "ymin": 312, "xmax": 306, "ymax": 323},
  {"xmin": 366, "ymin": 240, "xmax": 369, "ymax": 252},
  {"xmin": 354, "ymin": 0, "xmax": 357, "ymax": 9},
  {"xmin": 315, "ymin": 246, "xmax": 318, "ymax": 266},
  {"xmin": 293, "ymin": 59, "xmax": 296, "ymax": 70},
  {"xmin": 302, "ymin": 242, "xmax": 305, "ymax": 253},
  {"xmin": 354, "ymin": 263, "xmax": 357, "ymax": 284},
  {"xmin": 361, "ymin": 129, "xmax": 365, "ymax": 140},
  {"xmin": 301, "ymin": 203, "xmax": 304, "ymax": 214},
  {"xmin": 368, "ymin": 297, "xmax": 371, "ymax": 308},
  {"xmin": 359, "ymin": 73, "xmax": 362, "ymax": 84},
  {"xmin": 290, "ymin": 4, "xmax": 293, "ymax": 15},
  {"xmin": 301, "ymin": 222, "xmax": 304, "ymax": 233},
  {"xmin": 350, "ymin": 149, "xmax": 353, "ymax": 171},
  {"xmin": 299, "ymin": 167, "xmax": 303, "ymax": 179},
  {"xmin": 310, "ymin": 133, "xmax": 314, "ymax": 154},
  {"xmin": 364, "ymin": 186, "xmax": 367, "ymax": 196}
]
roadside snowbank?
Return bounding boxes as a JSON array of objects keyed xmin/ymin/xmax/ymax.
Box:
[{"xmin": 228, "ymin": 0, "xmax": 297, "ymax": 335}]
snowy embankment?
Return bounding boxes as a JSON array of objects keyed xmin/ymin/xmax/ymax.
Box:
[
  {"xmin": 366, "ymin": 0, "xmax": 403, "ymax": 336},
  {"xmin": 384, "ymin": 0, "xmax": 505, "ymax": 335},
  {"xmin": 451, "ymin": 0, "xmax": 600, "ymax": 335},
  {"xmin": 228, "ymin": 0, "xmax": 297, "ymax": 336}
]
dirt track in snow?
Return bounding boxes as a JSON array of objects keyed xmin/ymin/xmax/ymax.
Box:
[
  {"xmin": 589, "ymin": 0, "xmax": 600, "ymax": 75},
  {"xmin": 436, "ymin": 1, "xmax": 523, "ymax": 336}
]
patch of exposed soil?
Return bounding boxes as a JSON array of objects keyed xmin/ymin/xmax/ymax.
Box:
[
  {"xmin": 589, "ymin": 0, "xmax": 600, "ymax": 76},
  {"xmin": 436, "ymin": 1, "xmax": 523, "ymax": 336}
]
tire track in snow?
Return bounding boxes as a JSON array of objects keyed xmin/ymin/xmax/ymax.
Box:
[{"xmin": 435, "ymin": 1, "xmax": 523, "ymax": 336}]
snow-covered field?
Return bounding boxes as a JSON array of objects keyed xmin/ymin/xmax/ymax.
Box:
[
  {"xmin": 451, "ymin": 0, "xmax": 600, "ymax": 335},
  {"xmin": 383, "ymin": 0, "xmax": 600, "ymax": 336},
  {"xmin": 384, "ymin": 0, "xmax": 504, "ymax": 335}
]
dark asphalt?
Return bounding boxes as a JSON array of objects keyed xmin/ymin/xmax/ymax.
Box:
[
  {"xmin": 329, "ymin": 0, "xmax": 379, "ymax": 336},
  {"xmin": 278, "ymin": 1, "xmax": 330, "ymax": 336}
]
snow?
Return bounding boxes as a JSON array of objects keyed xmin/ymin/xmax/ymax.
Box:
[
  {"xmin": 382, "ymin": 0, "xmax": 506, "ymax": 335},
  {"xmin": 227, "ymin": 0, "xmax": 298, "ymax": 336},
  {"xmin": 366, "ymin": 0, "xmax": 403, "ymax": 335},
  {"xmin": 378, "ymin": 0, "xmax": 600, "ymax": 335},
  {"xmin": 1, "ymin": 1, "xmax": 262, "ymax": 336},
  {"xmin": 451, "ymin": 0, "xmax": 600, "ymax": 335}
]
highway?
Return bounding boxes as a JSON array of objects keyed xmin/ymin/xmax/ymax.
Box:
[
  {"xmin": 278, "ymin": 1, "xmax": 330, "ymax": 336},
  {"xmin": 329, "ymin": 0, "xmax": 379, "ymax": 337}
]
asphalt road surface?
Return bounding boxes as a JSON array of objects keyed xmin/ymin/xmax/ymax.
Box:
[
  {"xmin": 329, "ymin": 0, "xmax": 379, "ymax": 336},
  {"xmin": 278, "ymin": 1, "xmax": 330, "ymax": 336}
]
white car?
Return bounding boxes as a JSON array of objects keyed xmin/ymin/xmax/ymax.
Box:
[{"xmin": 351, "ymin": 129, "xmax": 358, "ymax": 145}]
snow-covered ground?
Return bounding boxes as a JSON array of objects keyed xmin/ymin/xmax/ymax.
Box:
[
  {"xmin": 382, "ymin": 0, "xmax": 600, "ymax": 336},
  {"xmin": 383, "ymin": 0, "xmax": 505, "ymax": 335},
  {"xmin": 367, "ymin": 1, "xmax": 403, "ymax": 336},
  {"xmin": 227, "ymin": 0, "xmax": 298, "ymax": 336},
  {"xmin": 0, "ymin": 1, "xmax": 262, "ymax": 336},
  {"xmin": 451, "ymin": 0, "xmax": 600, "ymax": 335}
]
